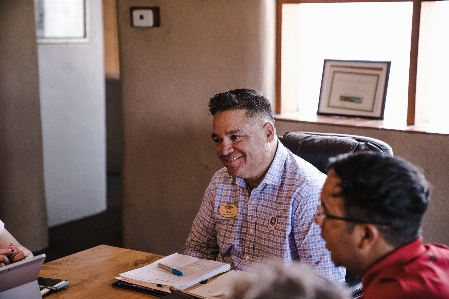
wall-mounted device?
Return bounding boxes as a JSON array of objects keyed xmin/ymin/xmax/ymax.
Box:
[{"xmin": 130, "ymin": 7, "xmax": 160, "ymax": 27}]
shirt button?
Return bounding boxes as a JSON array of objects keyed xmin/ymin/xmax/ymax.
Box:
[
  {"xmin": 250, "ymin": 229, "xmax": 254, "ymax": 233},
  {"xmin": 245, "ymin": 255, "xmax": 250, "ymax": 260}
]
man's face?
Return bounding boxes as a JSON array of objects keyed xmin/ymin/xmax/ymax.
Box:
[
  {"xmin": 315, "ymin": 170, "xmax": 360, "ymax": 270},
  {"xmin": 211, "ymin": 109, "xmax": 274, "ymax": 187}
]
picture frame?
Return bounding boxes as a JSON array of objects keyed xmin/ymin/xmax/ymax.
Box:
[{"xmin": 317, "ymin": 59, "xmax": 390, "ymax": 120}]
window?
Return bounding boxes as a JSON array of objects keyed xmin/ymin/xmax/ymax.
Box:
[
  {"xmin": 277, "ymin": 0, "xmax": 449, "ymax": 132},
  {"xmin": 34, "ymin": 0, "xmax": 87, "ymax": 43}
]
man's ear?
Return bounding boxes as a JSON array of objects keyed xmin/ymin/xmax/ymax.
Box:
[
  {"xmin": 264, "ymin": 122, "xmax": 275, "ymax": 142},
  {"xmin": 357, "ymin": 224, "xmax": 379, "ymax": 250}
]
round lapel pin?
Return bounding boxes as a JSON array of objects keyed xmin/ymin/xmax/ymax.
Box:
[{"xmin": 268, "ymin": 214, "xmax": 277, "ymax": 230}]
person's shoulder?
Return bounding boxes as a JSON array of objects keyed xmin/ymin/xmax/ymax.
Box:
[
  {"xmin": 213, "ymin": 167, "xmax": 229, "ymax": 177},
  {"xmin": 426, "ymin": 242, "xmax": 449, "ymax": 253},
  {"xmin": 284, "ymin": 150, "xmax": 325, "ymax": 179},
  {"xmin": 209, "ymin": 167, "xmax": 235, "ymax": 185},
  {"xmin": 364, "ymin": 281, "xmax": 449, "ymax": 299},
  {"xmin": 365, "ymin": 248, "xmax": 449, "ymax": 299},
  {"xmin": 424, "ymin": 243, "xmax": 449, "ymax": 268},
  {"xmin": 278, "ymin": 154, "xmax": 326, "ymax": 197},
  {"xmin": 363, "ymin": 270, "xmax": 422, "ymax": 299},
  {"xmin": 363, "ymin": 287, "xmax": 430, "ymax": 299}
]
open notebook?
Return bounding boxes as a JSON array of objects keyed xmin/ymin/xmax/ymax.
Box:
[
  {"xmin": 170, "ymin": 269, "xmax": 252, "ymax": 299},
  {"xmin": 116, "ymin": 253, "xmax": 232, "ymax": 294}
]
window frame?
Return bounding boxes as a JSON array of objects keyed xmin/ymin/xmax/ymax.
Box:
[{"xmin": 275, "ymin": 0, "xmax": 426, "ymax": 126}]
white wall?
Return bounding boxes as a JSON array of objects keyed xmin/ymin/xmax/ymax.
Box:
[{"xmin": 38, "ymin": 0, "xmax": 106, "ymax": 226}]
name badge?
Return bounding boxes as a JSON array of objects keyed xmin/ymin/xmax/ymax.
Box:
[{"xmin": 219, "ymin": 204, "xmax": 238, "ymax": 218}]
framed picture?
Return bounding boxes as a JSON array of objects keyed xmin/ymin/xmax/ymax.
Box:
[{"xmin": 317, "ymin": 59, "xmax": 390, "ymax": 120}]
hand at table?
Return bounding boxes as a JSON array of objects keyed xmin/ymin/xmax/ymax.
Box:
[
  {"xmin": 0, "ymin": 248, "xmax": 13, "ymax": 266},
  {"xmin": 11, "ymin": 245, "xmax": 33, "ymax": 262},
  {"xmin": 0, "ymin": 245, "xmax": 33, "ymax": 266}
]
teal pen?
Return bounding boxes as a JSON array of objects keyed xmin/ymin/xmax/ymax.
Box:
[{"xmin": 157, "ymin": 263, "xmax": 184, "ymax": 276}]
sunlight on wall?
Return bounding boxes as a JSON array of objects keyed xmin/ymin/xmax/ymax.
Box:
[
  {"xmin": 282, "ymin": 1, "xmax": 449, "ymax": 128},
  {"xmin": 417, "ymin": 1, "xmax": 449, "ymax": 128},
  {"xmin": 283, "ymin": 2, "xmax": 412, "ymax": 122}
]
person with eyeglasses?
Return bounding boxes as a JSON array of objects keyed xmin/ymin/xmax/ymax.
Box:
[{"xmin": 315, "ymin": 152, "xmax": 449, "ymax": 299}]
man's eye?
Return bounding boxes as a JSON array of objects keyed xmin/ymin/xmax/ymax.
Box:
[
  {"xmin": 231, "ymin": 135, "xmax": 243, "ymax": 141},
  {"xmin": 212, "ymin": 138, "xmax": 221, "ymax": 144}
]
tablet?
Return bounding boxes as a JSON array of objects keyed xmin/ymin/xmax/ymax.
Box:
[{"xmin": 0, "ymin": 254, "xmax": 46, "ymax": 298}]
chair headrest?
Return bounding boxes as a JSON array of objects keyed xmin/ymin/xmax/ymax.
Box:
[{"xmin": 279, "ymin": 131, "xmax": 393, "ymax": 173}]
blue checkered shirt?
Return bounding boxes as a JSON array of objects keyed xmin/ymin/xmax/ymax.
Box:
[{"xmin": 183, "ymin": 141, "xmax": 346, "ymax": 283}]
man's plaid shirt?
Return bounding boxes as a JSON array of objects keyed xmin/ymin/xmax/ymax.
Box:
[{"xmin": 184, "ymin": 141, "xmax": 345, "ymax": 283}]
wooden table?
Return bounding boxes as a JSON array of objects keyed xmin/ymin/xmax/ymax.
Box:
[{"xmin": 39, "ymin": 245, "xmax": 164, "ymax": 298}]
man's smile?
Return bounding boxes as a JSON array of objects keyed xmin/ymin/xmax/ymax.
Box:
[
  {"xmin": 222, "ymin": 156, "xmax": 243, "ymax": 163},
  {"xmin": 224, "ymin": 156, "xmax": 242, "ymax": 162}
]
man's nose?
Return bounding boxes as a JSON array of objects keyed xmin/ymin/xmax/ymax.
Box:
[{"xmin": 218, "ymin": 140, "xmax": 234, "ymax": 156}]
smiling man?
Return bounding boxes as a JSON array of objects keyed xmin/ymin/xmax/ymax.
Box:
[
  {"xmin": 183, "ymin": 89, "xmax": 345, "ymax": 284},
  {"xmin": 316, "ymin": 152, "xmax": 449, "ymax": 298}
]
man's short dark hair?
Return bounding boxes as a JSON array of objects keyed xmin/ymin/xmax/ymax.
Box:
[
  {"xmin": 328, "ymin": 152, "xmax": 430, "ymax": 247},
  {"xmin": 208, "ymin": 89, "xmax": 274, "ymax": 122}
]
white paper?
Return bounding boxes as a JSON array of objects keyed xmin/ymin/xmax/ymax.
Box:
[
  {"xmin": 187, "ymin": 270, "xmax": 251, "ymax": 298},
  {"xmin": 119, "ymin": 253, "xmax": 231, "ymax": 290}
]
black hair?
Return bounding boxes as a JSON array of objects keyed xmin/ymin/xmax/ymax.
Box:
[
  {"xmin": 328, "ymin": 152, "xmax": 430, "ymax": 247},
  {"xmin": 208, "ymin": 89, "xmax": 274, "ymax": 122}
]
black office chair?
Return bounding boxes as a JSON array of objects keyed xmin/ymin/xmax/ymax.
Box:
[
  {"xmin": 279, "ymin": 131, "xmax": 393, "ymax": 173},
  {"xmin": 278, "ymin": 131, "xmax": 393, "ymax": 298}
]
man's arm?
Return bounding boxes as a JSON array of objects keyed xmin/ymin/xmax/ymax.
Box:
[
  {"xmin": 292, "ymin": 188, "xmax": 346, "ymax": 284},
  {"xmin": 183, "ymin": 185, "xmax": 220, "ymax": 260}
]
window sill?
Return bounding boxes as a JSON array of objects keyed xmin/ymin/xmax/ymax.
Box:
[{"xmin": 274, "ymin": 112, "xmax": 449, "ymax": 135}]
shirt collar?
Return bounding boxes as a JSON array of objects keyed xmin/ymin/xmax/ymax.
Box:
[
  {"xmin": 236, "ymin": 140, "xmax": 287, "ymax": 189},
  {"xmin": 363, "ymin": 237, "xmax": 425, "ymax": 284}
]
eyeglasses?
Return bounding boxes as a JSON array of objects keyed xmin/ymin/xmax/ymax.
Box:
[
  {"xmin": 315, "ymin": 211, "xmax": 374, "ymax": 224},
  {"xmin": 315, "ymin": 205, "xmax": 390, "ymax": 226}
]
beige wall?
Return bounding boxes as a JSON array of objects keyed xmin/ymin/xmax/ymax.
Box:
[
  {"xmin": 275, "ymin": 121, "xmax": 449, "ymax": 245},
  {"xmin": 117, "ymin": 0, "xmax": 275, "ymax": 255},
  {"xmin": 0, "ymin": 0, "xmax": 48, "ymax": 251},
  {"xmin": 117, "ymin": 0, "xmax": 449, "ymax": 255}
]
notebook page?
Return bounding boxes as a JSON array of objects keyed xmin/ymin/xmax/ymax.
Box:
[
  {"xmin": 187, "ymin": 270, "xmax": 254, "ymax": 298},
  {"xmin": 119, "ymin": 253, "xmax": 231, "ymax": 290}
]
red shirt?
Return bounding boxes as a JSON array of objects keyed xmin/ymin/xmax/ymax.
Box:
[{"xmin": 362, "ymin": 237, "xmax": 449, "ymax": 299}]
